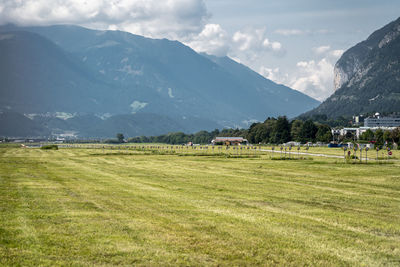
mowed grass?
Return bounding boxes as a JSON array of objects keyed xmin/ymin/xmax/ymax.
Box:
[{"xmin": 0, "ymin": 147, "xmax": 400, "ymax": 266}]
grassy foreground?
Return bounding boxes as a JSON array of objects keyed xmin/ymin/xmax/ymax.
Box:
[{"xmin": 0, "ymin": 147, "xmax": 400, "ymax": 266}]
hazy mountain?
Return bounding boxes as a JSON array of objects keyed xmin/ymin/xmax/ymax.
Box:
[
  {"xmin": 0, "ymin": 24, "xmax": 319, "ymax": 138},
  {"xmin": 0, "ymin": 112, "xmax": 205, "ymax": 139},
  {"xmin": 0, "ymin": 111, "xmax": 49, "ymax": 137},
  {"xmin": 31, "ymin": 113, "xmax": 186, "ymax": 138},
  {"xmin": 203, "ymin": 54, "xmax": 319, "ymax": 117},
  {"xmin": 303, "ymin": 17, "xmax": 400, "ymax": 118}
]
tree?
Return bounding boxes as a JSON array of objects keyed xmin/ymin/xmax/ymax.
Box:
[
  {"xmin": 299, "ymin": 120, "xmax": 318, "ymax": 143},
  {"xmin": 344, "ymin": 131, "xmax": 356, "ymax": 142},
  {"xmin": 271, "ymin": 116, "xmax": 291, "ymax": 144},
  {"xmin": 383, "ymin": 130, "xmax": 392, "ymax": 143},
  {"xmin": 315, "ymin": 124, "xmax": 332, "ymax": 143},
  {"xmin": 116, "ymin": 133, "xmax": 124, "ymax": 143},
  {"xmin": 193, "ymin": 130, "xmax": 213, "ymax": 144},
  {"xmin": 247, "ymin": 119, "xmax": 277, "ymax": 144},
  {"xmin": 359, "ymin": 129, "xmax": 374, "ymax": 141},
  {"xmin": 211, "ymin": 129, "xmax": 220, "ymax": 137},
  {"xmin": 247, "ymin": 123, "xmax": 261, "ymax": 143},
  {"xmin": 290, "ymin": 120, "xmax": 303, "ymax": 142},
  {"xmin": 253, "ymin": 124, "xmax": 271, "ymax": 143},
  {"xmin": 375, "ymin": 129, "xmax": 384, "ymax": 147},
  {"xmin": 390, "ymin": 127, "xmax": 400, "ymax": 144}
]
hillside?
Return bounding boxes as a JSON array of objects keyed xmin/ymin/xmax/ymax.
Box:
[
  {"xmin": 0, "ymin": 30, "xmax": 117, "ymax": 114},
  {"xmin": 304, "ymin": 17, "xmax": 400, "ymax": 118}
]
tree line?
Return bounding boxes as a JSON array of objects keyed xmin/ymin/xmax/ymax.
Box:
[
  {"xmin": 109, "ymin": 115, "xmax": 400, "ymax": 147},
  {"xmin": 358, "ymin": 128, "xmax": 400, "ymax": 147},
  {"xmin": 126, "ymin": 128, "xmax": 246, "ymax": 145},
  {"xmin": 247, "ymin": 117, "xmax": 332, "ymax": 144},
  {"xmin": 125, "ymin": 116, "xmax": 333, "ymax": 145}
]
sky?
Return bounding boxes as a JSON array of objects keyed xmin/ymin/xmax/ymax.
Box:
[{"xmin": 1, "ymin": 0, "xmax": 399, "ymax": 101}]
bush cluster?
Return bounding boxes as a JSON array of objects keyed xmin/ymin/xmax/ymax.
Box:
[{"xmin": 41, "ymin": 144, "xmax": 58, "ymax": 150}]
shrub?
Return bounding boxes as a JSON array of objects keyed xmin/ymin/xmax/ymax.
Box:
[{"xmin": 41, "ymin": 144, "xmax": 58, "ymax": 150}]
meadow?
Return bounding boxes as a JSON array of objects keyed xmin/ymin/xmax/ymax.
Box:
[{"xmin": 0, "ymin": 145, "xmax": 399, "ymax": 266}]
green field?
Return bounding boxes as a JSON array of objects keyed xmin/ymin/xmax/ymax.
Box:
[{"xmin": 1, "ymin": 146, "xmax": 400, "ymax": 266}]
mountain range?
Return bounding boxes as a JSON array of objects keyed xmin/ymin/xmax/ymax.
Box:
[
  {"xmin": 303, "ymin": 17, "xmax": 400, "ymax": 118},
  {"xmin": 0, "ymin": 24, "xmax": 319, "ymax": 138}
]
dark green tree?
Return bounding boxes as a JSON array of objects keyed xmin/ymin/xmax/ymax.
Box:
[
  {"xmin": 116, "ymin": 133, "xmax": 124, "ymax": 143},
  {"xmin": 390, "ymin": 127, "xmax": 400, "ymax": 144},
  {"xmin": 247, "ymin": 123, "xmax": 261, "ymax": 143},
  {"xmin": 375, "ymin": 129, "xmax": 384, "ymax": 147},
  {"xmin": 271, "ymin": 116, "xmax": 291, "ymax": 144},
  {"xmin": 211, "ymin": 129, "xmax": 220, "ymax": 137},
  {"xmin": 290, "ymin": 120, "xmax": 303, "ymax": 142},
  {"xmin": 253, "ymin": 124, "xmax": 270, "ymax": 143},
  {"xmin": 359, "ymin": 129, "xmax": 374, "ymax": 141},
  {"xmin": 383, "ymin": 130, "xmax": 392, "ymax": 143},
  {"xmin": 299, "ymin": 120, "xmax": 318, "ymax": 143},
  {"xmin": 247, "ymin": 119, "xmax": 277, "ymax": 144},
  {"xmin": 315, "ymin": 124, "xmax": 332, "ymax": 143}
]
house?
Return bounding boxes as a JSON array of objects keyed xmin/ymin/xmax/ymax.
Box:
[{"xmin": 211, "ymin": 137, "xmax": 248, "ymax": 146}]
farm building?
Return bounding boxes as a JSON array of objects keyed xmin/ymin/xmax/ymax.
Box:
[{"xmin": 211, "ymin": 137, "xmax": 248, "ymax": 146}]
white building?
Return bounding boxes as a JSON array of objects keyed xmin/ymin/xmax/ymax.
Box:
[{"xmin": 364, "ymin": 117, "xmax": 400, "ymax": 127}]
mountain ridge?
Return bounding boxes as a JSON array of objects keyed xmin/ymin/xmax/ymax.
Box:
[{"xmin": 0, "ymin": 24, "xmax": 319, "ymax": 138}]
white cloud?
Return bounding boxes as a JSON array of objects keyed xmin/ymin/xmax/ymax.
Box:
[
  {"xmin": 233, "ymin": 31, "xmax": 253, "ymax": 51},
  {"xmin": 227, "ymin": 28, "xmax": 285, "ymax": 62},
  {"xmin": 270, "ymin": 41, "xmax": 282, "ymax": 51},
  {"xmin": 185, "ymin": 23, "xmax": 229, "ymax": 56},
  {"xmin": 259, "ymin": 47, "xmax": 344, "ymax": 101},
  {"xmin": 290, "ymin": 47, "xmax": 344, "ymax": 100},
  {"xmin": 313, "ymin": 45, "xmax": 331, "ymax": 55},
  {"xmin": 232, "ymin": 28, "xmax": 283, "ymax": 54},
  {"xmin": 291, "ymin": 58, "xmax": 334, "ymax": 101},
  {"xmin": 274, "ymin": 29, "xmax": 305, "ymax": 36},
  {"xmin": 329, "ymin": 49, "xmax": 344, "ymax": 58},
  {"xmin": 0, "ymin": 1, "xmax": 285, "ymax": 60},
  {"xmin": 186, "ymin": 25, "xmax": 284, "ymax": 59},
  {"xmin": 0, "ymin": 0, "xmax": 209, "ymax": 40},
  {"xmin": 259, "ymin": 67, "xmax": 288, "ymax": 84},
  {"xmin": 274, "ymin": 29, "xmax": 333, "ymax": 36},
  {"xmin": 0, "ymin": 0, "xmax": 288, "ymax": 64},
  {"xmin": 312, "ymin": 46, "xmax": 344, "ymax": 59}
]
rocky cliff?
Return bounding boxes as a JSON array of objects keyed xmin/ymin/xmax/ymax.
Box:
[
  {"xmin": 334, "ymin": 17, "xmax": 400, "ymax": 90},
  {"xmin": 303, "ymin": 17, "xmax": 400, "ymax": 118}
]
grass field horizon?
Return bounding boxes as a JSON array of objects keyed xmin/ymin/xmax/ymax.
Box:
[{"xmin": 1, "ymin": 146, "xmax": 399, "ymax": 265}]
